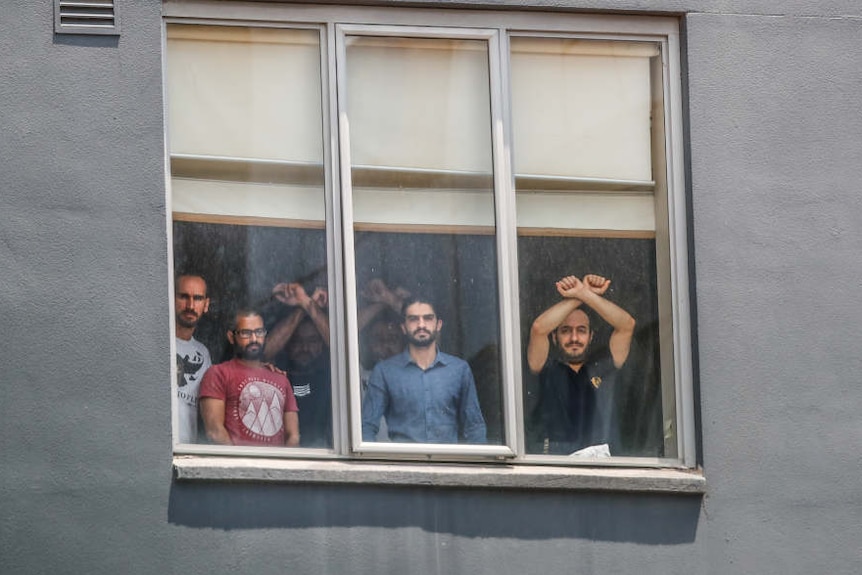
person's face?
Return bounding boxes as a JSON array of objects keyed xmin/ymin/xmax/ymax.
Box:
[
  {"xmin": 402, "ymin": 303, "xmax": 442, "ymax": 348},
  {"xmin": 228, "ymin": 314, "xmax": 266, "ymax": 361},
  {"xmin": 553, "ymin": 309, "xmax": 593, "ymax": 365},
  {"xmin": 368, "ymin": 320, "xmax": 403, "ymax": 361},
  {"xmin": 286, "ymin": 321, "xmax": 324, "ymax": 367},
  {"xmin": 175, "ymin": 276, "xmax": 209, "ymax": 330}
]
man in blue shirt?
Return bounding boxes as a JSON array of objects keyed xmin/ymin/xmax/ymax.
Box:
[{"xmin": 361, "ymin": 297, "xmax": 487, "ymax": 444}]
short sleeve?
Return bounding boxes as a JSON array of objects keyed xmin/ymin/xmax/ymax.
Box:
[{"xmin": 199, "ymin": 365, "xmax": 226, "ymax": 400}]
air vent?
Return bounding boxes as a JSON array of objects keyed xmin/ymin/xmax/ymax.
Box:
[{"xmin": 54, "ymin": 1, "xmax": 119, "ymax": 35}]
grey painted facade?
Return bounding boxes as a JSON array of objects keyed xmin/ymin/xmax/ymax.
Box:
[{"xmin": 2, "ymin": 1, "xmax": 861, "ymax": 573}]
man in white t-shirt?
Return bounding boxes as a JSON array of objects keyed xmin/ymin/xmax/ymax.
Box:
[{"xmin": 174, "ymin": 274, "xmax": 212, "ymax": 443}]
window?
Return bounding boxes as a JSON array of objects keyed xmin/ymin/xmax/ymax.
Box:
[{"xmin": 166, "ymin": 2, "xmax": 695, "ymax": 475}]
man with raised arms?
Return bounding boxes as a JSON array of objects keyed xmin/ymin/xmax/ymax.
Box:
[
  {"xmin": 361, "ymin": 297, "xmax": 486, "ymax": 444},
  {"xmin": 174, "ymin": 274, "xmax": 212, "ymax": 443},
  {"xmin": 527, "ymin": 274, "xmax": 636, "ymax": 455},
  {"xmin": 264, "ymin": 282, "xmax": 332, "ymax": 448},
  {"xmin": 200, "ymin": 309, "xmax": 300, "ymax": 447}
]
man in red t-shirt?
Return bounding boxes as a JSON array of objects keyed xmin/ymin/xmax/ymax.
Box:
[{"xmin": 200, "ymin": 309, "xmax": 300, "ymax": 446}]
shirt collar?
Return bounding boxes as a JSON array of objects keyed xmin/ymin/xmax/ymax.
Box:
[{"xmin": 397, "ymin": 349, "xmax": 447, "ymax": 368}]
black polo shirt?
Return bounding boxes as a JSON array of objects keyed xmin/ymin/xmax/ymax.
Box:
[{"xmin": 537, "ymin": 353, "xmax": 618, "ymax": 455}]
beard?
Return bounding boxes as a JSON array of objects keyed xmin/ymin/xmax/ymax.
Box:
[
  {"xmin": 558, "ymin": 342, "xmax": 589, "ymax": 365},
  {"xmin": 176, "ymin": 310, "xmax": 200, "ymax": 329},
  {"xmin": 235, "ymin": 342, "xmax": 263, "ymax": 361},
  {"xmin": 405, "ymin": 328, "xmax": 437, "ymax": 348}
]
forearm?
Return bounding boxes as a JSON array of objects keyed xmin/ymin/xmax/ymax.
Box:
[
  {"xmin": 460, "ymin": 371, "xmax": 487, "ymax": 444},
  {"xmin": 357, "ymin": 302, "xmax": 386, "ymax": 332},
  {"xmin": 578, "ymin": 290, "xmax": 635, "ymax": 367},
  {"xmin": 530, "ymin": 298, "xmax": 583, "ymax": 338},
  {"xmin": 302, "ymin": 300, "xmax": 330, "ymax": 347},
  {"xmin": 283, "ymin": 412, "xmax": 300, "ymax": 446},
  {"xmin": 361, "ymin": 376, "xmax": 386, "ymax": 441},
  {"xmin": 527, "ymin": 298, "xmax": 582, "ymax": 372},
  {"xmin": 263, "ymin": 308, "xmax": 304, "ymax": 361},
  {"xmin": 200, "ymin": 399, "xmax": 232, "ymax": 445},
  {"xmin": 577, "ymin": 290, "xmax": 635, "ymax": 334}
]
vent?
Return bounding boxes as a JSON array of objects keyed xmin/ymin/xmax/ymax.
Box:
[{"xmin": 54, "ymin": 1, "xmax": 119, "ymax": 35}]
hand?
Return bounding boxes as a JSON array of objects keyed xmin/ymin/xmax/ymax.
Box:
[
  {"xmin": 263, "ymin": 362, "xmax": 288, "ymax": 377},
  {"xmin": 583, "ymin": 274, "xmax": 610, "ymax": 295},
  {"xmin": 311, "ymin": 287, "xmax": 329, "ymax": 309},
  {"xmin": 555, "ymin": 275, "xmax": 586, "ymax": 299},
  {"xmin": 272, "ymin": 282, "xmax": 310, "ymax": 307},
  {"xmin": 362, "ymin": 279, "xmax": 395, "ymax": 306}
]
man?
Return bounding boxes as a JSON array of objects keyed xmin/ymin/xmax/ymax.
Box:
[
  {"xmin": 362, "ymin": 297, "xmax": 487, "ymax": 444},
  {"xmin": 199, "ymin": 309, "xmax": 300, "ymax": 446},
  {"xmin": 263, "ymin": 283, "xmax": 332, "ymax": 448},
  {"xmin": 527, "ymin": 274, "xmax": 636, "ymax": 455},
  {"xmin": 174, "ymin": 274, "xmax": 212, "ymax": 443}
]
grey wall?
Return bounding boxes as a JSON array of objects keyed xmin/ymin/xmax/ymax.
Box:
[{"xmin": 2, "ymin": 1, "xmax": 861, "ymax": 574}]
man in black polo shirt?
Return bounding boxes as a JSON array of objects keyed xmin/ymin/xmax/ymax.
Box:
[
  {"xmin": 263, "ymin": 282, "xmax": 332, "ymax": 448},
  {"xmin": 527, "ymin": 274, "xmax": 636, "ymax": 455}
]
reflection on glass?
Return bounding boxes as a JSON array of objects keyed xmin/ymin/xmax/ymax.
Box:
[
  {"xmin": 510, "ymin": 37, "xmax": 674, "ymax": 458},
  {"xmin": 345, "ymin": 35, "xmax": 503, "ymax": 445},
  {"xmin": 167, "ymin": 25, "xmax": 332, "ymax": 448}
]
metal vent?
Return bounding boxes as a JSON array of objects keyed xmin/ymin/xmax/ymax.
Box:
[{"xmin": 54, "ymin": 1, "xmax": 119, "ymax": 35}]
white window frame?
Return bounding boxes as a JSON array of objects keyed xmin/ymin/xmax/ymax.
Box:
[{"xmin": 164, "ymin": 0, "xmax": 701, "ymax": 492}]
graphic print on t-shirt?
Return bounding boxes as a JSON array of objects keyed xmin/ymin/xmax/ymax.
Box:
[
  {"xmin": 237, "ymin": 378, "xmax": 285, "ymax": 438},
  {"xmin": 177, "ymin": 350, "xmax": 206, "ymax": 387}
]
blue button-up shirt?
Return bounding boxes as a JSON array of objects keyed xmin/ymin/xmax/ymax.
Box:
[{"xmin": 362, "ymin": 350, "xmax": 487, "ymax": 444}]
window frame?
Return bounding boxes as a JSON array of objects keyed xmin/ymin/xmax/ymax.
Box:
[{"xmin": 165, "ymin": 0, "xmax": 698, "ymax": 478}]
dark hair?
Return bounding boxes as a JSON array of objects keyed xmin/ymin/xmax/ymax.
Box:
[
  {"xmin": 174, "ymin": 272, "xmax": 208, "ymax": 296},
  {"xmin": 400, "ymin": 295, "xmax": 438, "ymax": 319},
  {"xmin": 227, "ymin": 308, "xmax": 262, "ymax": 331}
]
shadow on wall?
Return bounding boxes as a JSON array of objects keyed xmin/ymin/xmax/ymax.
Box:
[{"xmin": 168, "ymin": 481, "xmax": 701, "ymax": 544}]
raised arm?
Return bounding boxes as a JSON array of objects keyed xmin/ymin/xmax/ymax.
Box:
[
  {"xmin": 306, "ymin": 287, "xmax": 331, "ymax": 346},
  {"xmin": 560, "ymin": 274, "xmax": 636, "ymax": 368},
  {"xmin": 526, "ymin": 280, "xmax": 588, "ymax": 373},
  {"xmin": 357, "ymin": 279, "xmax": 409, "ymax": 332},
  {"xmin": 263, "ymin": 305, "xmax": 305, "ymax": 362},
  {"xmin": 265, "ymin": 283, "xmax": 331, "ymax": 362}
]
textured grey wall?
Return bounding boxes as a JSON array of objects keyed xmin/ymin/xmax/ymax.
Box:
[{"xmin": 2, "ymin": 1, "xmax": 862, "ymax": 574}]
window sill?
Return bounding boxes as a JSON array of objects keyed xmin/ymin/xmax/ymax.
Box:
[{"xmin": 173, "ymin": 456, "xmax": 705, "ymax": 494}]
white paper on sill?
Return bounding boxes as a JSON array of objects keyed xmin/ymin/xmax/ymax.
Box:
[{"xmin": 569, "ymin": 443, "xmax": 611, "ymax": 458}]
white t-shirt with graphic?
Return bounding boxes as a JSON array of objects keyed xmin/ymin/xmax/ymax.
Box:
[{"xmin": 175, "ymin": 336, "xmax": 212, "ymax": 443}]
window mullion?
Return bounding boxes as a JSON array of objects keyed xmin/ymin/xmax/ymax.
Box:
[
  {"xmin": 332, "ymin": 23, "xmax": 365, "ymax": 455},
  {"xmin": 322, "ymin": 21, "xmax": 351, "ymax": 456},
  {"xmin": 490, "ymin": 28, "xmax": 525, "ymax": 458}
]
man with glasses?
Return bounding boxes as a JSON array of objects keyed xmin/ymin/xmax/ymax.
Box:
[
  {"xmin": 199, "ymin": 309, "xmax": 300, "ymax": 447},
  {"xmin": 361, "ymin": 296, "xmax": 487, "ymax": 444},
  {"xmin": 174, "ymin": 274, "xmax": 212, "ymax": 444}
]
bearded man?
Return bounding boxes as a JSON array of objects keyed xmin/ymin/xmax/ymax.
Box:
[
  {"xmin": 361, "ymin": 297, "xmax": 486, "ymax": 444},
  {"xmin": 174, "ymin": 274, "xmax": 212, "ymax": 443},
  {"xmin": 199, "ymin": 309, "xmax": 299, "ymax": 447},
  {"xmin": 527, "ymin": 274, "xmax": 636, "ymax": 455}
]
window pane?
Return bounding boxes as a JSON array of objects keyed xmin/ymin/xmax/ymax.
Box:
[
  {"xmin": 511, "ymin": 37, "xmax": 674, "ymax": 458},
  {"xmin": 345, "ymin": 35, "xmax": 503, "ymax": 446},
  {"xmin": 167, "ymin": 25, "xmax": 333, "ymax": 449}
]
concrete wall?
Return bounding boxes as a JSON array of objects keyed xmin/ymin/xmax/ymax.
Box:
[{"xmin": 2, "ymin": 1, "xmax": 861, "ymax": 573}]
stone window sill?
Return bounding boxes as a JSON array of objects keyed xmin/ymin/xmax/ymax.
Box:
[{"xmin": 173, "ymin": 456, "xmax": 706, "ymax": 494}]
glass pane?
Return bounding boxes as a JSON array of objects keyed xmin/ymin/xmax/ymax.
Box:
[
  {"xmin": 345, "ymin": 35, "xmax": 503, "ymax": 446},
  {"xmin": 167, "ymin": 25, "xmax": 333, "ymax": 450},
  {"xmin": 511, "ymin": 37, "xmax": 675, "ymax": 458}
]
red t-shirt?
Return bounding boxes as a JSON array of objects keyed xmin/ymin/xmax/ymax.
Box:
[{"xmin": 199, "ymin": 358, "xmax": 298, "ymax": 446}]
